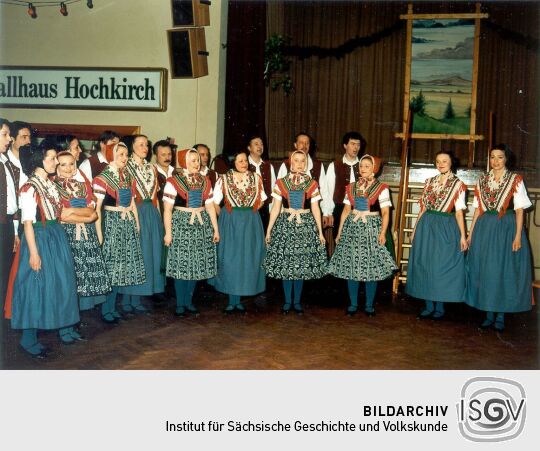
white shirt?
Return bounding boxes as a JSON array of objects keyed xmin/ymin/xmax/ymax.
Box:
[
  {"xmin": 213, "ymin": 174, "xmax": 268, "ymax": 206},
  {"xmin": 472, "ymin": 181, "xmax": 532, "ymax": 211},
  {"xmin": 1, "ymin": 153, "xmax": 19, "ymax": 234},
  {"xmin": 79, "ymin": 151, "xmax": 107, "ymax": 181},
  {"xmin": 7, "ymin": 148, "xmax": 27, "ymax": 185},
  {"xmin": 322, "ymin": 155, "xmax": 360, "ymax": 216},
  {"xmin": 155, "ymin": 164, "xmax": 174, "ymax": 179},
  {"xmin": 343, "ymin": 187, "xmax": 392, "ymax": 209},
  {"xmin": 248, "ymin": 155, "xmax": 276, "ymax": 212}
]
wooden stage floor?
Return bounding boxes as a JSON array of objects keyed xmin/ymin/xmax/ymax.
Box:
[{"xmin": 1, "ymin": 279, "xmax": 538, "ymax": 370}]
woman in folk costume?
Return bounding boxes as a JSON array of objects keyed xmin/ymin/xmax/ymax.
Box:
[
  {"xmin": 406, "ymin": 151, "xmax": 468, "ymax": 320},
  {"xmin": 93, "ymin": 142, "xmax": 146, "ymax": 324},
  {"xmin": 329, "ymin": 154, "xmax": 397, "ymax": 316},
  {"xmin": 210, "ymin": 150, "xmax": 266, "ymax": 313},
  {"xmin": 8, "ymin": 143, "xmax": 87, "ymax": 357},
  {"xmin": 466, "ymin": 145, "xmax": 533, "ymax": 332},
  {"xmin": 263, "ymin": 150, "xmax": 327, "ymax": 314},
  {"xmin": 119, "ymin": 135, "xmax": 165, "ymax": 312},
  {"xmin": 54, "ymin": 151, "xmax": 111, "ymax": 314},
  {"xmin": 163, "ymin": 149, "xmax": 219, "ymax": 316}
]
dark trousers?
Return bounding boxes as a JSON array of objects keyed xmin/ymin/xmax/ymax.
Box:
[
  {"xmin": 331, "ymin": 204, "xmax": 345, "ymax": 239},
  {"xmin": 259, "ymin": 206, "xmax": 270, "ymax": 234},
  {"xmin": 0, "ymin": 219, "xmax": 15, "ymax": 365}
]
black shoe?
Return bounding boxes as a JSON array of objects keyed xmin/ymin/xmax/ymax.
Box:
[
  {"xmin": 113, "ymin": 311, "xmax": 128, "ymax": 321},
  {"xmin": 479, "ymin": 320, "xmax": 494, "ymax": 330},
  {"xmin": 102, "ymin": 314, "xmax": 119, "ymax": 324},
  {"xmin": 30, "ymin": 349, "xmax": 48, "ymax": 360},
  {"xmin": 494, "ymin": 321, "xmax": 505, "ymax": 333},
  {"xmin": 174, "ymin": 307, "xmax": 186, "ymax": 317},
  {"xmin": 153, "ymin": 293, "xmax": 169, "ymax": 303},
  {"xmin": 72, "ymin": 335, "xmax": 88, "ymax": 342},
  {"xmin": 364, "ymin": 309, "xmax": 376, "ymax": 317},
  {"xmin": 223, "ymin": 306, "xmax": 235, "ymax": 315},
  {"xmin": 416, "ymin": 310, "xmax": 433, "ymax": 320},
  {"xmin": 20, "ymin": 344, "xmax": 48, "ymax": 360},
  {"xmin": 346, "ymin": 306, "xmax": 358, "ymax": 317},
  {"xmin": 133, "ymin": 306, "xmax": 149, "ymax": 314},
  {"xmin": 431, "ymin": 312, "xmax": 445, "ymax": 321},
  {"xmin": 293, "ymin": 304, "xmax": 304, "ymax": 315},
  {"xmin": 281, "ymin": 303, "xmax": 291, "ymax": 314},
  {"xmin": 186, "ymin": 306, "xmax": 200, "ymax": 315},
  {"xmin": 235, "ymin": 305, "xmax": 247, "ymax": 315}
]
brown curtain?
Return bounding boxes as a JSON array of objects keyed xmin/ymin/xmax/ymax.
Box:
[
  {"xmin": 265, "ymin": 1, "xmax": 539, "ymax": 177},
  {"xmin": 223, "ymin": 0, "xmax": 267, "ymax": 156}
]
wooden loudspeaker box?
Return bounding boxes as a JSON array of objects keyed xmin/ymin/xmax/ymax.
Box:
[
  {"xmin": 168, "ymin": 28, "xmax": 209, "ymax": 78},
  {"xmin": 170, "ymin": 0, "xmax": 210, "ymax": 27}
]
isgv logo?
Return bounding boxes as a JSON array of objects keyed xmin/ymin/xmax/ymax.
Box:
[{"xmin": 457, "ymin": 377, "xmax": 526, "ymax": 442}]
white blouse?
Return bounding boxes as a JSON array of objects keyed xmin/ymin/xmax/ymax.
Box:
[
  {"xmin": 472, "ymin": 181, "xmax": 532, "ymax": 210},
  {"xmin": 20, "ymin": 187, "xmax": 40, "ymax": 223}
]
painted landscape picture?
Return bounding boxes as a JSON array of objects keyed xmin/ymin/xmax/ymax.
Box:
[{"xmin": 410, "ymin": 19, "xmax": 474, "ymax": 135}]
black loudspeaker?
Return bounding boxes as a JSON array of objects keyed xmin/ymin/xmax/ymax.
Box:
[
  {"xmin": 171, "ymin": 0, "xmax": 210, "ymax": 27},
  {"xmin": 168, "ymin": 28, "xmax": 209, "ymax": 78}
]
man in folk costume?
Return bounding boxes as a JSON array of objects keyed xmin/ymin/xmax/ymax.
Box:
[
  {"xmin": 119, "ymin": 135, "xmax": 166, "ymax": 312},
  {"xmin": 276, "ymin": 132, "xmax": 326, "ymax": 188},
  {"xmin": 322, "ymin": 132, "xmax": 364, "ymax": 238},
  {"xmin": 0, "ymin": 118, "xmax": 19, "ymax": 359},
  {"xmin": 153, "ymin": 139, "xmax": 175, "ymax": 211},
  {"xmin": 79, "ymin": 130, "xmax": 120, "ymax": 180},
  {"xmin": 195, "ymin": 143, "xmax": 218, "ymax": 188},
  {"xmin": 246, "ymin": 134, "xmax": 276, "ymax": 230},
  {"xmin": 7, "ymin": 120, "xmax": 32, "ymax": 186}
]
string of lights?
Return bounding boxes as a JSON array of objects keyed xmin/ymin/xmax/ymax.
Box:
[{"xmin": 0, "ymin": 0, "xmax": 94, "ymax": 18}]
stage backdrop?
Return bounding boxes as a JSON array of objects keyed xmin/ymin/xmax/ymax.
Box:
[{"xmin": 244, "ymin": 1, "xmax": 539, "ymax": 177}]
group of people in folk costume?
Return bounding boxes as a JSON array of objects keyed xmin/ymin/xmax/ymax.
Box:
[{"xmin": 0, "ymin": 118, "xmax": 534, "ymax": 359}]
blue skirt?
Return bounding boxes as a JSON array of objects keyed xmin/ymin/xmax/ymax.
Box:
[
  {"xmin": 465, "ymin": 212, "xmax": 532, "ymax": 313},
  {"xmin": 11, "ymin": 222, "xmax": 80, "ymax": 330},
  {"xmin": 406, "ymin": 211, "xmax": 465, "ymax": 302},
  {"xmin": 209, "ymin": 208, "xmax": 266, "ymax": 296},
  {"xmin": 120, "ymin": 201, "xmax": 165, "ymax": 295}
]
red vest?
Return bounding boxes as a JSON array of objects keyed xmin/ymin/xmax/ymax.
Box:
[
  {"xmin": 333, "ymin": 159, "xmax": 360, "ymax": 205},
  {"xmin": 207, "ymin": 169, "xmax": 218, "ymax": 188},
  {"xmin": 249, "ymin": 161, "xmax": 273, "ymax": 206},
  {"xmin": 88, "ymin": 154, "xmax": 108, "ymax": 180}
]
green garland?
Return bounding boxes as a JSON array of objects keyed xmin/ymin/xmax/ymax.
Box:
[{"xmin": 264, "ymin": 34, "xmax": 293, "ymax": 95}]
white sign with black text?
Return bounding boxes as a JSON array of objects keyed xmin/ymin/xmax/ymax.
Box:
[{"xmin": 0, "ymin": 66, "xmax": 167, "ymax": 111}]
